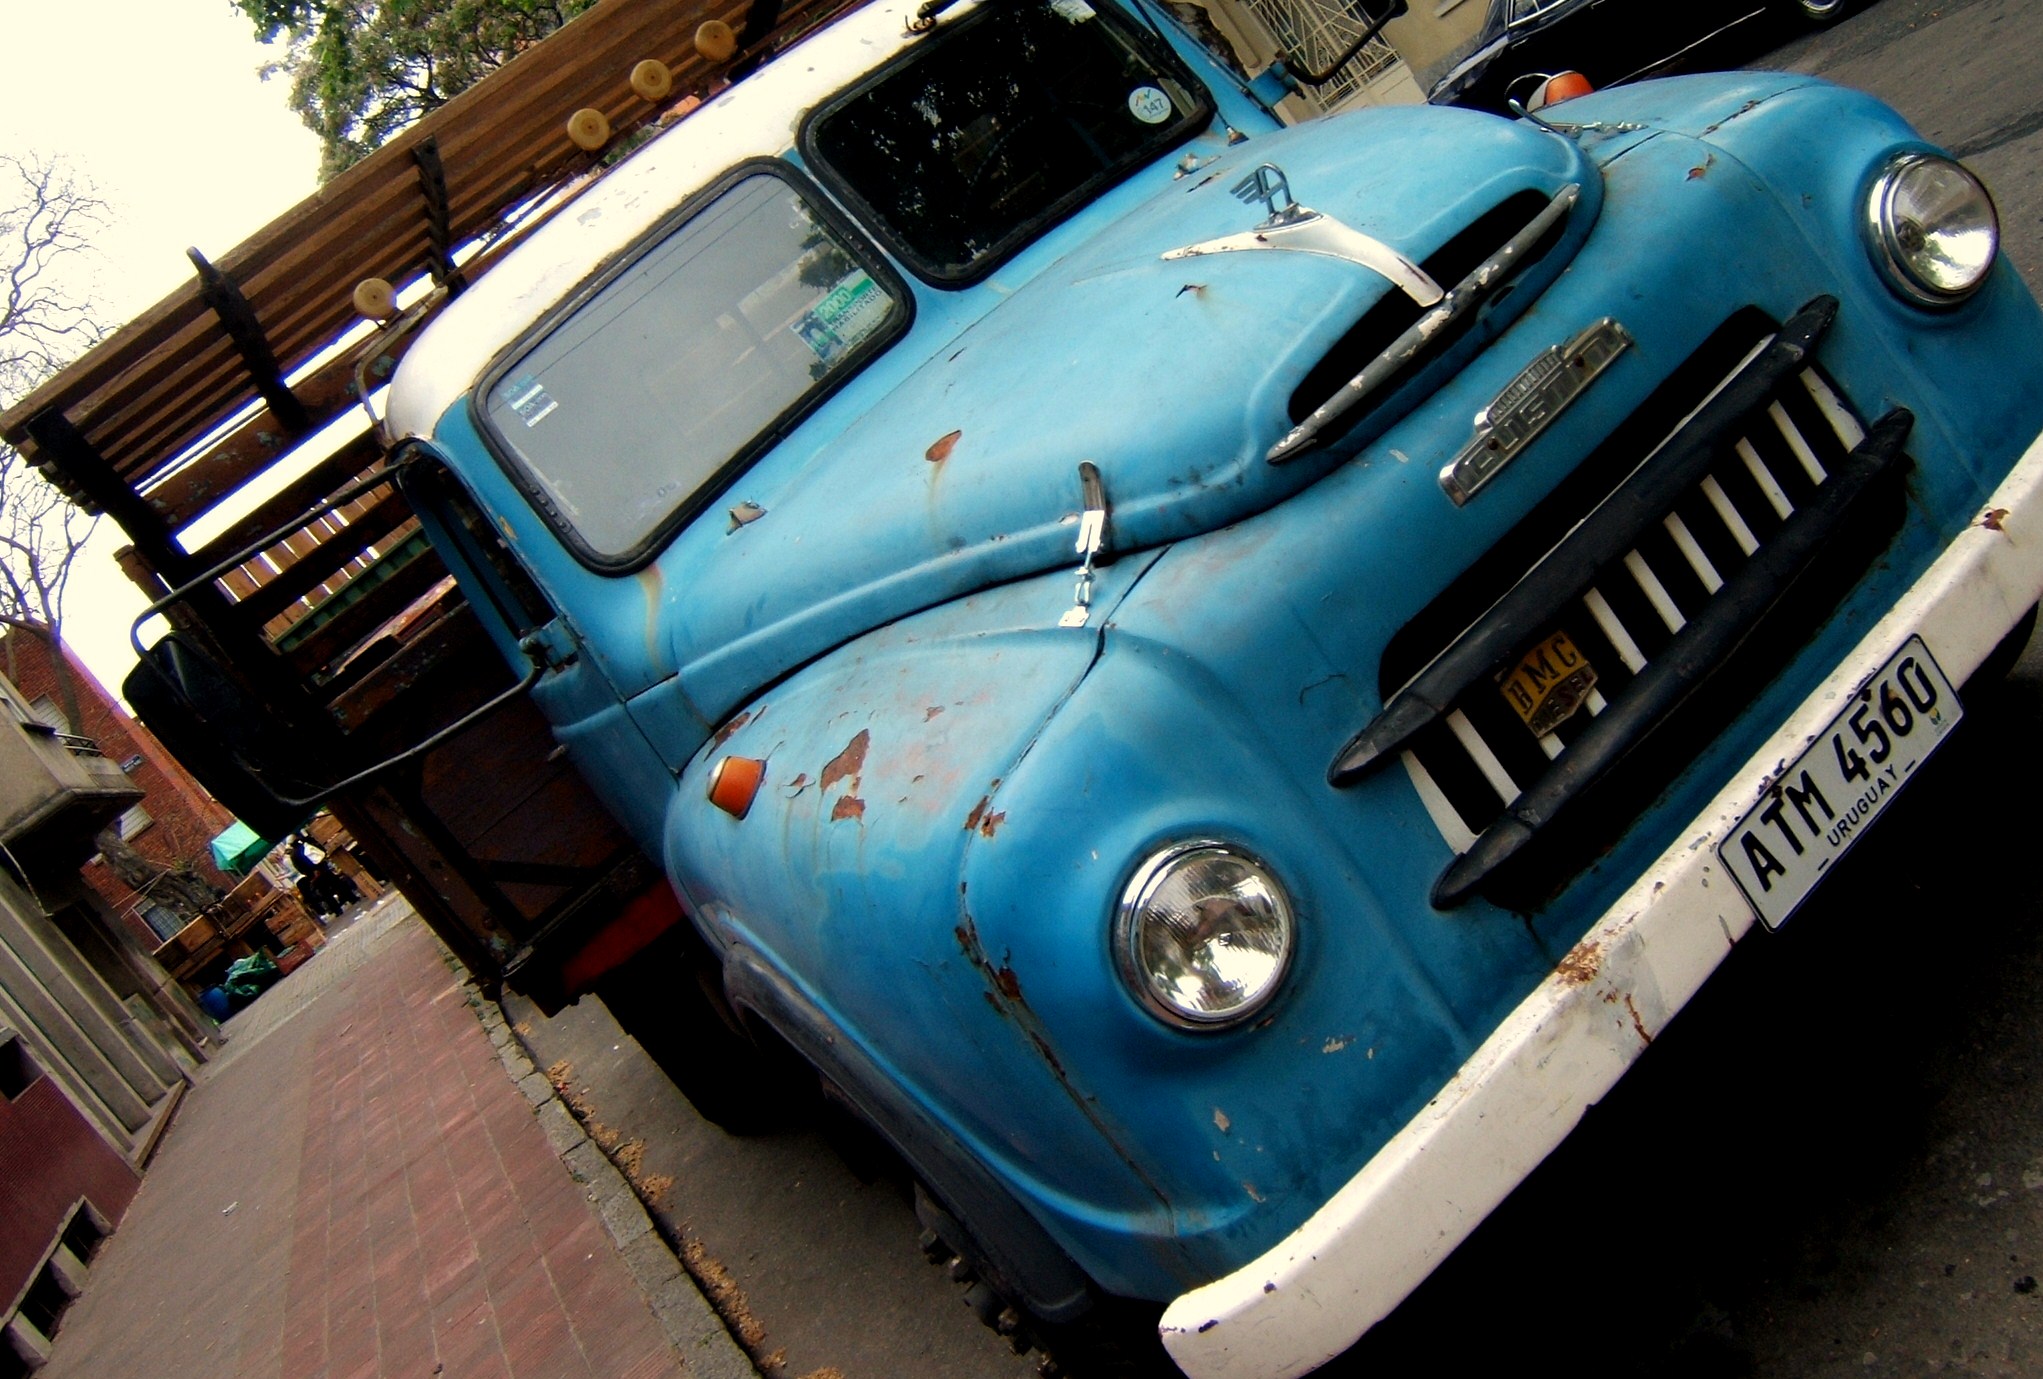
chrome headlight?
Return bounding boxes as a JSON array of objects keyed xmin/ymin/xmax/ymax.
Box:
[
  {"xmin": 1114, "ymin": 841, "xmax": 1295, "ymax": 1030},
  {"xmin": 1865, "ymin": 153, "xmax": 1999, "ymax": 306}
]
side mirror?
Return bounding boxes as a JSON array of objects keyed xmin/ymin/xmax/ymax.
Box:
[
  {"xmin": 123, "ymin": 450, "xmax": 550, "ymax": 839},
  {"xmin": 123, "ymin": 636, "xmax": 324, "ymax": 839},
  {"xmin": 127, "ymin": 629, "xmax": 549, "ymax": 839}
]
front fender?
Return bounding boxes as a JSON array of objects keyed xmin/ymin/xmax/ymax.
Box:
[{"xmin": 662, "ymin": 555, "xmax": 1198, "ymax": 1302}]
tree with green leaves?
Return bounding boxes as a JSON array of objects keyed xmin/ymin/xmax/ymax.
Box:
[{"xmin": 238, "ymin": 0, "xmax": 600, "ymax": 181}]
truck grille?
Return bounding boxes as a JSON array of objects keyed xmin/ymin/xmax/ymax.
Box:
[{"xmin": 1335, "ymin": 299, "xmax": 1915, "ymax": 907}]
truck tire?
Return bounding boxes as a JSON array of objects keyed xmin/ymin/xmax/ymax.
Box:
[
  {"xmin": 596, "ymin": 927, "xmax": 813, "ymax": 1133},
  {"xmin": 914, "ymin": 1182, "xmax": 1174, "ymax": 1378}
]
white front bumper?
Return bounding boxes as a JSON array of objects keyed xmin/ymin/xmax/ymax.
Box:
[{"xmin": 1159, "ymin": 425, "xmax": 2043, "ymax": 1379}]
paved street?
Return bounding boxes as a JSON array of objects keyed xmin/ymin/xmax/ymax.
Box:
[{"xmin": 38, "ymin": 901, "xmax": 748, "ymax": 1379}]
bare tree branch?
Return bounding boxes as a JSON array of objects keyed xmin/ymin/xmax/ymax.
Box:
[{"xmin": 0, "ymin": 153, "xmax": 107, "ymax": 728}]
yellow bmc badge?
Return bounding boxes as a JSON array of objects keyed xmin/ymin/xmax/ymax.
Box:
[{"xmin": 1499, "ymin": 631, "xmax": 1598, "ymax": 738}]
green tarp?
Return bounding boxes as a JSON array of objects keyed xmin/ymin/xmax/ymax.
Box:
[{"xmin": 209, "ymin": 821, "xmax": 273, "ymax": 876}]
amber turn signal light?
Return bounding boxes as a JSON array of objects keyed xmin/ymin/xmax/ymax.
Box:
[
  {"xmin": 708, "ymin": 755, "xmax": 766, "ymax": 818},
  {"xmin": 1534, "ymin": 71, "xmax": 1594, "ymax": 109}
]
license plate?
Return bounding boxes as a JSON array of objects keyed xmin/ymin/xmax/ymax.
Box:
[
  {"xmin": 1718, "ymin": 636, "xmax": 1960, "ymax": 930},
  {"xmin": 1498, "ymin": 630, "xmax": 1598, "ymax": 738}
]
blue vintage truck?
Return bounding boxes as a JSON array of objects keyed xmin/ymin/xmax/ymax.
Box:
[
  {"xmin": 17, "ymin": 0, "xmax": 2042, "ymax": 1373},
  {"xmin": 382, "ymin": 3, "xmax": 2043, "ymax": 1369}
]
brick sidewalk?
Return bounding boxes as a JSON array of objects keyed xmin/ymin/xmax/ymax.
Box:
[{"xmin": 39, "ymin": 910, "xmax": 747, "ymax": 1379}]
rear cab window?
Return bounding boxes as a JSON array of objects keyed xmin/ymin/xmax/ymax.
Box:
[
  {"xmin": 801, "ymin": 0, "xmax": 1215, "ymax": 285},
  {"xmin": 476, "ymin": 164, "xmax": 912, "ymax": 571}
]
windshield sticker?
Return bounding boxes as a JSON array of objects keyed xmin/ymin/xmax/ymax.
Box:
[
  {"xmin": 792, "ymin": 270, "xmax": 889, "ymax": 365},
  {"xmin": 504, "ymin": 377, "xmax": 558, "ymax": 427},
  {"xmin": 1127, "ymin": 85, "xmax": 1173, "ymax": 124},
  {"xmin": 1049, "ymin": 0, "xmax": 1095, "ymax": 20}
]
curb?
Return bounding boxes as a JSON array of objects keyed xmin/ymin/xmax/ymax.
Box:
[{"xmin": 465, "ymin": 980, "xmax": 759, "ymax": 1379}]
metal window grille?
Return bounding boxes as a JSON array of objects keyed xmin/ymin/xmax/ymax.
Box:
[{"xmin": 1242, "ymin": 0, "xmax": 1402, "ymax": 107}]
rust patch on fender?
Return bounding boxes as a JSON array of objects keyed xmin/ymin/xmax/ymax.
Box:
[
  {"xmin": 925, "ymin": 705, "xmax": 944, "ymax": 721},
  {"xmin": 821, "ymin": 729, "xmax": 870, "ymax": 792},
  {"xmin": 1555, "ymin": 940, "xmax": 1602, "ymax": 986},
  {"xmin": 1983, "ymin": 507, "xmax": 2010, "ymax": 532},
  {"xmin": 712, "ymin": 710, "xmax": 753, "ymax": 747},
  {"xmin": 953, "ymin": 914, "xmax": 1170, "ymax": 1207},
  {"xmin": 831, "ymin": 795, "xmax": 865, "ymax": 821},
  {"xmin": 926, "ymin": 429, "xmax": 962, "ymax": 463},
  {"xmin": 636, "ymin": 563, "xmax": 665, "ymax": 668},
  {"xmin": 963, "ymin": 779, "xmax": 1006, "ymax": 834}
]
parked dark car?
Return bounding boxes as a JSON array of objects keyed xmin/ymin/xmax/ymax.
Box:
[{"xmin": 1426, "ymin": 0, "xmax": 1853, "ymax": 111}]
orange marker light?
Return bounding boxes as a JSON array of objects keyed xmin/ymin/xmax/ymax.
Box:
[
  {"xmin": 1537, "ymin": 71, "xmax": 1595, "ymax": 109},
  {"xmin": 708, "ymin": 756, "xmax": 766, "ymax": 818}
]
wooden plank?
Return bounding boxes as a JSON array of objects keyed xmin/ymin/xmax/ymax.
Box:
[
  {"xmin": 0, "ymin": 295, "xmax": 214, "ymax": 455},
  {"xmin": 234, "ymin": 497, "xmax": 419, "ymax": 627},
  {"xmin": 137, "ymin": 330, "xmax": 416, "ymax": 527},
  {"xmin": 181, "ymin": 435, "xmax": 389, "ymax": 565},
  {"xmin": 24, "ymin": 0, "xmax": 710, "ymax": 443},
  {"xmin": 325, "ymin": 605, "xmax": 488, "ymax": 731},
  {"xmin": 0, "ymin": 0, "xmax": 864, "ymax": 486},
  {"xmin": 277, "ymin": 546, "xmax": 450, "ymax": 681}
]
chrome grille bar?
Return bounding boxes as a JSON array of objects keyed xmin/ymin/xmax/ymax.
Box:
[
  {"xmin": 1403, "ymin": 367, "xmax": 1874, "ymax": 854},
  {"xmin": 1330, "ymin": 296, "xmax": 1840, "ymax": 785},
  {"xmin": 1429, "ymin": 407, "xmax": 1914, "ymax": 907}
]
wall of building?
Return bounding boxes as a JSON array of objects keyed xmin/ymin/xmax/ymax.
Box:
[
  {"xmin": 1382, "ymin": 0, "xmax": 1495, "ymax": 93},
  {"xmin": 0, "ymin": 624, "xmax": 238, "ymax": 944},
  {"xmin": 0, "ymin": 866, "xmax": 184, "ymax": 1153},
  {"xmin": 0, "ymin": 1031, "xmax": 139, "ymax": 1329}
]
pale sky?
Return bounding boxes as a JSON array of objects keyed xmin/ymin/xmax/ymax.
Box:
[{"xmin": 0, "ymin": 0, "xmax": 321, "ymax": 698}]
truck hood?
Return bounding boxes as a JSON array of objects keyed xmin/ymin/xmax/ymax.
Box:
[{"xmin": 566, "ymin": 107, "xmax": 1593, "ymax": 722}]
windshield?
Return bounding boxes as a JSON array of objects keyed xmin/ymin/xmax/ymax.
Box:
[
  {"xmin": 802, "ymin": 0, "xmax": 1213, "ymax": 284},
  {"xmin": 479, "ymin": 169, "xmax": 909, "ymax": 567}
]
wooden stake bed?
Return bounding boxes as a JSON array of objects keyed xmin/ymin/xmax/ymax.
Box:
[{"xmin": 0, "ymin": 0, "xmax": 867, "ymax": 1003}]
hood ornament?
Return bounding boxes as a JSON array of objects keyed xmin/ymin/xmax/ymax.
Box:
[
  {"xmin": 1232, "ymin": 164, "xmax": 1300, "ymax": 222},
  {"xmin": 1163, "ymin": 163, "xmax": 1444, "ymax": 307}
]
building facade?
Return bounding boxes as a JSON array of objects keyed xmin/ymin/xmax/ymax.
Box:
[
  {"xmin": 0, "ymin": 640, "xmax": 216, "ymax": 1371},
  {"xmin": 0, "ymin": 623, "xmax": 238, "ymax": 947}
]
